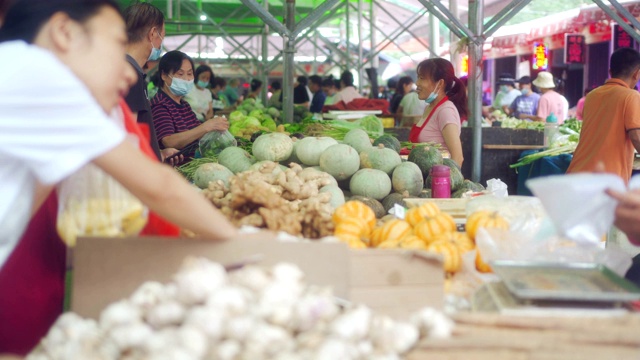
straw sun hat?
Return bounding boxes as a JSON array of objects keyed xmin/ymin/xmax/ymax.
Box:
[{"xmin": 532, "ymin": 71, "xmax": 556, "ymax": 89}]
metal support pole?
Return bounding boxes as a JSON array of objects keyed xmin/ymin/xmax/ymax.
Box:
[
  {"xmin": 358, "ymin": 0, "xmax": 364, "ymax": 92},
  {"xmin": 450, "ymin": 0, "xmax": 459, "ymax": 72},
  {"xmin": 483, "ymin": 0, "xmax": 533, "ymax": 38},
  {"xmin": 416, "ymin": 0, "xmax": 476, "ymax": 41},
  {"xmin": 283, "ymin": 0, "xmax": 296, "ymax": 123},
  {"xmin": 313, "ymin": 32, "xmax": 318, "ymax": 74},
  {"xmin": 177, "ymin": 0, "xmax": 181, "ymax": 32},
  {"xmin": 261, "ymin": 0, "xmax": 269, "ymax": 104},
  {"xmin": 372, "ymin": 4, "xmax": 436, "ymax": 58},
  {"xmin": 469, "ymin": 0, "xmax": 484, "ymax": 182},
  {"xmin": 167, "ymin": 0, "xmax": 173, "ymax": 20},
  {"xmin": 593, "ymin": 0, "xmax": 640, "ymax": 44},
  {"xmin": 608, "ymin": 0, "xmax": 640, "ymax": 33},
  {"xmin": 239, "ymin": 0, "xmax": 290, "ymax": 36},
  {"xmin": 429, "ymin": 13, "xmax": 439, "ymax": 58},
  {"xmin": 346, "ymin": 1, "xmax": 351, "ymax": 71},
  {"xmin": 292, "ymin": 0, "xmax": 342, "ymax": 38},
  {"xmin": 370, "ymin": 0, "xmax": 378, "ymax": 69}
]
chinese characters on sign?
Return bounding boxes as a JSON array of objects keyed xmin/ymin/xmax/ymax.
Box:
[
  {"xmin": 460, "ymin": 55, "xmax": 469, "ymax": 77},
  {"xmin": 532, "ymin": 42, "xmax": 548, "ymax": 70},
  {"xmin": 613, "ymin": 24, "xmax": 636, "ymax": 49},
  {"xmin": 564, "ymin": 34, "xmax": 585, "ymax": 64}
]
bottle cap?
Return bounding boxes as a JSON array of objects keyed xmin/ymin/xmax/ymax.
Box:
[
  {"xmin": 430, "ymin": 165, "xmax": 450, "ymax": 177},
  {"xmin": 546, "ymin": 112, "xmax": 557, "ymax": 123}
]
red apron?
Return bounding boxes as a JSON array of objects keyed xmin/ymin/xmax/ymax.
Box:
[
  {"xmin": 119, "ymin": 99, "xmax": 181, "ymax": 237},
  {"xmin": 408, "ymin": 96, "xmax": 449, "ymax": 143}
]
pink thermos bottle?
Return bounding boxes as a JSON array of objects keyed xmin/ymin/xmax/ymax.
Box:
[{"xmin": 430, "ymin": 165, "xmax": 451, "ymax": 198}]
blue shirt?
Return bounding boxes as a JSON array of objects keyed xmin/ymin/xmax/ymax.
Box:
[
  {"xmin": 310, "ymin": 90, "xmax": 326, "ymax": 113},
  {"xmin": 509, "ymin": 92, "xmax": 541, "ymax": 118}
]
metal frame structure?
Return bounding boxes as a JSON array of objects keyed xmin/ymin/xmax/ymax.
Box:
[{"xmin": 154, "ymin": 0, "xmax": 640, "ymax": 181}]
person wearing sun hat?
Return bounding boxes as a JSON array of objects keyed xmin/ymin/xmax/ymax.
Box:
[
  {"xmin": 506, "ymin": 76, "xmax": 541, "ymax": 120},
  {"xmin": 532, "ymin": 71, "xmax": 568, "ymax": 123}
]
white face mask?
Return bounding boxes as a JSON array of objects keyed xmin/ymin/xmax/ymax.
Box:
[{"xmin": 169, "ymin": 76, "xmax": 194, "ymax": 97}]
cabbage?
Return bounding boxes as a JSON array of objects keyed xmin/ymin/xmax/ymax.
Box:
[
  {"xmin": 229, "ymin": 111, "xmax": 245, "ymax": 123},
  {"xmin": 198, "ymin": 130, "xmax": 237, "ymax": 158},
  {"xmin": 229, "ymin": 123, "xmax": 243, "ymax": 136},
  {"xmin": 249, "ymin": 109, "xmax": 264, "ymax": 118},
  {"xmin": 243, "ymin": 116, "xmax": 261, "ymax": 127},
  {"xmin": 261, "ymin": 118, "xmax": 277, "ymax": 132},
  {"xmin": 356, "ymin": 115, "xmax": 384, "ymax": 137}
]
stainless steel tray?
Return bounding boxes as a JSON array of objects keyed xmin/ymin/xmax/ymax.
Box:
[{"xmin": 491, "ymin": 260, "xmax": 640, "ymax": 303}]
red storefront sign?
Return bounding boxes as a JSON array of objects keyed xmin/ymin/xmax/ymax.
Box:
[
  {"xmin": 613, "ymin": 24, "xmax": 636, "ymax": 49},
  {"xmin": 532, "ymin": 42, "xmax": 549, "ymax": 70},
  {"xmin": 564, "ymin": 34, "xmax": 585, "ymax": 64}
]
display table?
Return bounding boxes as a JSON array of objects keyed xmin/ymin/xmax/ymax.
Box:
[
  {"xmin": 408, "ymin": 312, "xmax": 640, "ymax": 359},
  {"xmin": 516, "ymin": 149, "xmax": 573, "ymax": 195}
]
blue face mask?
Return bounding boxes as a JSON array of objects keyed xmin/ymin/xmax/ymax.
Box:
[
  {"xmin": 424, "ymin": 83, "xmax": 440, "ymax": 105},
  {"xmin": 197, "ymin": 80, "xmax": 209, "ymax": 89},
  {"xmin": 521, "ymin": 87, "xmax": 530, "ymax": 95},
  {"xmin": 500, "ymin": 85, "xmax": 509, "ymax": 93},
  {"xmin": 147, "ymin": 32, "xmax": 163, "ymax": 61},
  {"xmin": 169, "ymin": 77, "xmax": 195, "ymax": 97}
]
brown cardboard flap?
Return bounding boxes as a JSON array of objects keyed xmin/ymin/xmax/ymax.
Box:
[
  {"xmin": 349, "ymin": 249, "xmax": 444, "ymax": 286},
  {"xmin": 71, "ymin": 236, "xmax": 349, "ymax": 319}
]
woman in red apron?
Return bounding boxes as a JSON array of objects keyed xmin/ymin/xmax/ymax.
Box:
[{"xmin": 409, "ymin": 58, "xmax": 467, "ymax": 167}]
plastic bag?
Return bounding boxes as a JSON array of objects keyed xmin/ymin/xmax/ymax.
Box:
[
  {"xmin": 486, "ymin": 178, "xmax": 508, "ymax": 197},
  {"xmin": 56, "ymin": 164, "xmax": 148, "ymax": 247},
  {"xmin": 473, "ymin": 174, "xmax": 633, "ymax": 277},
  {"xmin": 199, "ymin": 130, "xmax": 237, "ymax": 158}
]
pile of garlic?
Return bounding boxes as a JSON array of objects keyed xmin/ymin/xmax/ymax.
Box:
[{"xmin": 29, "ymin": 258, "xmax": 453, "ymax": 360}]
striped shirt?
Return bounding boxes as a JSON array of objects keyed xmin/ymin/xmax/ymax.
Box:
[{"xmin": 151, "ymin": 90, "xmax": 200, "ymax": 158}]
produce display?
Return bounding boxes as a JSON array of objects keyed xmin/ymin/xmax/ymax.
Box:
[
  {"xmin": 511, "ymin": 117, "xmax": 582, "ymax": 168},
  {"xmin": 202, "ymin": 162, "xmax": 336, "ymax": 239},
  {"xmin": 228, "ymin": 99, "xmax": 282, "ymax": 140},
  {"xmin": 30, "ymin": 258, "xmax": 453, "ymax": 359}
]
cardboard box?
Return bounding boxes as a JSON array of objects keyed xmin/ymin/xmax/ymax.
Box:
[{"xmin": 71, "ymin": 236, "xmax": 443, "ymax": 320}]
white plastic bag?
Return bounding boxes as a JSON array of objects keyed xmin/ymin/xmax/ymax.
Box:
[
  {"xmin": 56, "ymin": 164, "xmax": 148, "ymax": 247},
  {"xmin": 526, "ymin": 173, "xmax": 625, "ymax": 245},
  {"xmin": 486, "ymin": 178, "xmax": 508, "ymax": 197}
]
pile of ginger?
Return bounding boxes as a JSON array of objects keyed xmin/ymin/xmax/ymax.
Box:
[{"xmin": 203, "ymin": 162, "xmax": 335, "ymax": 238}]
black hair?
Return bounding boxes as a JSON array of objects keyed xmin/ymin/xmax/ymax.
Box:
[
  {"xmin": 194, "ymin": 64, "xmax": 214, "ymax": 84},
  {"xmin": 157, "ymin": 50, "xmax": 194, "ymax": 88},
  {"xmin": 296, "ymin": 76, "xmax": 308, "ymax": 86},
  {"xmin": 0, "ymin": 0, "xmax": 120, "ymax": 43},
  {"xmin": 123, "ymin": 2, "xmax": 164, "ymax": 44},
  {"xmin": 334, "ymin": 79, "xmax": 341, "ymax": 89},
  {"xmin": 250, "ymin": 79, "xmax": 263, "ymax": 92},
  {"xmin": 396, "ymin": 76, "xmax": 413, "ymax": 96},
  {"xmin": 321, "ymin": 77, "xmax": 334, "ymax": 88},
  {"xmin": 308, "ymin": 75, "xmax": 322, "ymax": 86},
  {"xmin": 610, "ymin": 47, "xmax": 640, "ymax": 78},
  {"xmin": 340, "ymin": 70, "xmax": 354, "ymax": 87},
  {"xmin": 150, "ymin": 70, "xmax": 161, "ymax": 87},
  {"xmin": 270, "ymin": 80, "xmax": 281, "ymax": 90},
  {"xmin": 417, "ymin": 58, "xmax": 468, "ymax": 120},
  {"xmin": 213, "ymin": 77, "xmax": 226, "ymax": 89}
]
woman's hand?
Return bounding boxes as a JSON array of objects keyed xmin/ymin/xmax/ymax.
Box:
[
  {"xmin": 606, "ymin": 188, "xmax": 640, "ymax": 245},
  {"xmin": 160, "ymin": 148, "xmax": 184, "ymax": 166},
  {"xmin": 204, "ymin": 116, "xmax": 229, "ymax": 132}
]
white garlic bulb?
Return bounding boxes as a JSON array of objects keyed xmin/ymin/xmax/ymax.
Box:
[
  {"xmin": 100, "ymin": 300, "xmax": 142, "ymax": 329},
  {"xmin": 184, "ymin": 306, "xmax": 225, "ymax": 341},
  {"xmin": 410, "ymin": 307, "xmax": 455, "ymax": 339},
  {"xmin": 107, "ymin": 321, "xmax": 153, "ymax": 351},
  {"xmin": 129, "ymin": 281, "xmax": 166, "ymax": 310},
  {"xmin": 213, "ymin": 339, "xmax": 241, "ymax": 360},
  {"xmin": 331, "ymin": 306, "xmax": 372, "ymax": 342},
  {"xmin": 174, "ymin": 257, "xmax": 227, "ymax": 305},
  {"xmin": 145, "ymin": 300, "xmax": 186, "ymax": 328},
  {"xmin": 369, "ymin": 316, "xmax": 419, "ymax": 354}
]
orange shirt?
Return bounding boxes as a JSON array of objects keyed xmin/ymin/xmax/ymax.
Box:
[{"xmin": 567, "ymin": 79, "xmax": 640, "ymax": 183}]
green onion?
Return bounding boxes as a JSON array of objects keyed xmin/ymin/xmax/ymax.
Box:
[
  {"xmin": 176, "ymin": 157, "xmax": 217, "ymax": 180},
  {"xmin": 509, "ymin": 143, "xmax": 577, "ymax": 168}
]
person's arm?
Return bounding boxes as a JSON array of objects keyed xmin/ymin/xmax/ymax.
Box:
[
  {"xmin": 92, "ymin": 140, "xmax": 238, "ymax": 240},
  {"xmin": 161, "ymin": 117, "xmax": 228, "ymax": 149},
  {"xmin": 629, "ymin": 129, "xmax": 640, "ymax": 153},
  {"xmin": 395, "ymin": 105, "xmax": 404, "ymax": 125},
  {"xmin": 606, "ymin": 188, "xmax": 640, "ymax": 245},
  {"xmin": 533, "ymin": 97, "xmax": 550, "ymax": 122},
  {"xmin": 442, "ymin": 124, "xmax": 463, "ymax": 167}
]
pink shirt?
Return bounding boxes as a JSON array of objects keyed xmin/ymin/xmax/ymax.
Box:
[
  {"xmin": 537, "ymin": 90, "xmax": 569, "ymax": 124},
  {"xmin": 415, "ymin": 101, "xmax": 461, "ymax": 152},
  {"xmin": 576, "ymin": 96, "xmax": 586, "ymax": 120},
  {"xmin": 333, "ymin": 86, "xmax": 364, "ymax": 104}
]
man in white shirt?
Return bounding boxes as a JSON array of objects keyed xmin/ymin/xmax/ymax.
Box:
[{"xmin": 0, "ymin": 0, "xmax": 239, "ymax": 269}]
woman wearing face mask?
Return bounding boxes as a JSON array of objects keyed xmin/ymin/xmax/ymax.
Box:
[
  {"xmin": 247, "ymin": 79, "xmax": 263, "ymax": 100},
  {"xmin": 151, "ymin": 51, "xmax": 229, "ymax": 162},
  {"xmin": 185, "ymin": 64, "xmax": 215, "ymax": 122},
  {"xmin": 410, "ymin": 58, "xmax": 467, "ymax": 167},
  {"xmin": 390, "ymin": 76, "xmax": 415, "ymax": 126}
]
